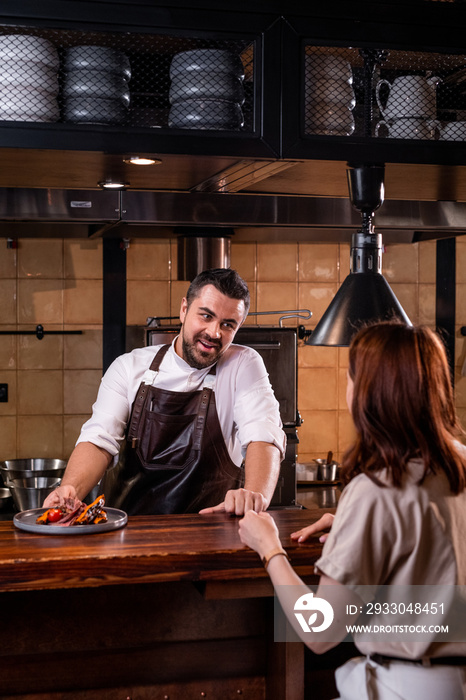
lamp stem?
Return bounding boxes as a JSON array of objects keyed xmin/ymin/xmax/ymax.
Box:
[{"xmin": 360, "ymin": 211, "xmax": 373, "ymax": 235}]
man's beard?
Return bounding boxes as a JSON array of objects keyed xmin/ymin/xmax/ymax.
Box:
[{"xmin": 181, "ymin": 331, "xmax": 223, "ymax": 369}]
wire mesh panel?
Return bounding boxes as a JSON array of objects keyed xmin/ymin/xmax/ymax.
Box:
[
  {"xmin": 168, "ymin": 49, "xmax": 246, "ymax": 130},
  {"xmin": 304, "ymin": 44, "xmax": 466, "ymax": 141},
  {"xmin": 0, "ymin": 26, "xmax": 255, "ymax": 132},
  {"xmin": 304, "ymin": 47, "xmax": 358, "ymax": 137}
]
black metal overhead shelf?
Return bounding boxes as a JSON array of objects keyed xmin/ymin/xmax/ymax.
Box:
[{"xmin": 0, "ymin": 3, "xmax": 466, "ymax": 163}]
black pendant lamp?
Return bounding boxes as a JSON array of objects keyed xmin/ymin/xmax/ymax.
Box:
[{"xmin": 307, "ymin": 164, "xmax": 411, "ymax": 347}]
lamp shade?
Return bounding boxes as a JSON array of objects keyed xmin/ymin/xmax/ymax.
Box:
[{"xmin": 306, "ymin": 272, "xmax": 411, "ymax": 347}]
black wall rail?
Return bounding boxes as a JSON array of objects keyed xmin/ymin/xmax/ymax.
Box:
[{"xmin": 0, "ymin": 324, "xmax": 82, "ymax": 340}]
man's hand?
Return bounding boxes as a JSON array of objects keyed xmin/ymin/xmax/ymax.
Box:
[
  {"xmin": 290, "ymin": 512, "xmax": 335, "ymax": 543},
  {"xmin": 199, "ymin": 487, "xmax": 268, "ymax": 516},
  {"xmin": 41, "ymin": 442, "xmax": 111, "ymax": 509},
  {"xmin": 43, "ymin": 484, "xmax": 77, "ymax": 508}
]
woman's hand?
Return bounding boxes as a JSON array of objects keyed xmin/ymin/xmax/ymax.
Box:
[
  {"xmin": 290, "ymin": 512, "xmax": 335, "ymax": 544},
  {"xmin": 238, "ymin": 511, "xmax": 282, "ymax": 560}
]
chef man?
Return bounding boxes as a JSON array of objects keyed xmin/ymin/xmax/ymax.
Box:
[{"xmin": 44, "ymin": 268, "xmax": 286, "ymax": 515}]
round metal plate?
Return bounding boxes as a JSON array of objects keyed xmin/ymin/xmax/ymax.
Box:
[{"xmin": 13, "ymin": 507, "xmax": 128, "ymax": 535}]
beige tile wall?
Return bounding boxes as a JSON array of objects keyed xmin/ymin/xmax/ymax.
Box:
[
  {"xmin": 0, "ymin": 235, "xmax": 461, "ymax": 466},
  {"xmin": 0, "ymin": 239, "xmax": 103, "ymax": 459}
]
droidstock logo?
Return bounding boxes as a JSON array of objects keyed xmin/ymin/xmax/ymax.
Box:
[{"xmin": 294, "ymin": 592, "xmax": 334, "ymax": 633}]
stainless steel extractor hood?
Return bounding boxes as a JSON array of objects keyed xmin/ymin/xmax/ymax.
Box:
[
  {"xmin": 0, "ymin": 188, "xmax": 121, "ymax": 237},
  {"xmin": 307, "ymin": 164, "xmax": 411, "ymax": 347},
  {"xmin": 0, "ymin": 187, "xmax": 466, "ymax": 243}
]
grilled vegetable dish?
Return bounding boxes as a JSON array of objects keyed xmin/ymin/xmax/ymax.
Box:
[{"xmin": 36, "ymin": 495, "xmax": 107, "ymax": 526}]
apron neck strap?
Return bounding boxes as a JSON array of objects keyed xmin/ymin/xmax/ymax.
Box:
[{"xmin": 149, "ymin": 344, "xmax": 170, "ymax": 371}]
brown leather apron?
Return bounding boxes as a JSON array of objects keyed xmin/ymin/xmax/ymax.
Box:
[{"xmin": 104, "ymin": 344, "xmax": 244, "ymax": 514}]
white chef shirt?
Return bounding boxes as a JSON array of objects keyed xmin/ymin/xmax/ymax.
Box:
[{"xmin": 76, "ymin": 338, "xmax": 286, "ymax": 467}]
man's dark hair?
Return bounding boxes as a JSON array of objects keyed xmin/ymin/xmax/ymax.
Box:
[{"xmin": 186, "ymin": 268, "xmax": 250, "ymax": 319}]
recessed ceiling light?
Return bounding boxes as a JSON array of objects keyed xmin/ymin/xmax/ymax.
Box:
[
  {"xmin": 98, "ymin": 179, "xmax": 129, "ymax": 190},
  {"xmin": 122, "ymin": 156, "xmax": 162, "ymax": 166}
]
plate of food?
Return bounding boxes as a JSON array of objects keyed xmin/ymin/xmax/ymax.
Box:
[{"xmin": 13, "ymin": 494, "xmax": 127, "ymax": 535}]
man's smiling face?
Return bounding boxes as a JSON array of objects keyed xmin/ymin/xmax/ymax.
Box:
[{"xmin": 176, "ymin": 284, "xmax": 246, "ymax": 369}]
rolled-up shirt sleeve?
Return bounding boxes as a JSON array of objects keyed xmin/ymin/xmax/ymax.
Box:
[
  {"xmin": 76, "ymin": 354, "xmax": 134, "ymax": 457},
  {"xmin": 228, "ymin": 347, "xmax": 286, "ymax": 460}
]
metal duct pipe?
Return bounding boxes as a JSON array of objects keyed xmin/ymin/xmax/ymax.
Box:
[{"xmin": 176, "ymin": 227, "xmax": 233, "ymax": 281}]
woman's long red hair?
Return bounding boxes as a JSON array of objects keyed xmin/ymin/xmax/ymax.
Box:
[{"xmin": 341, "ymin": 322, "xmax": 466, "ymax": 493}]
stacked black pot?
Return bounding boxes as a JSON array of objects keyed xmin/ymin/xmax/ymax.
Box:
[
  {"xmin": 62, "ymin": 45, "xmax": 131, "ymax": 125},
  {"xmin": 168, "ymin": 49, "xmax": 245, "ymax": 130}
]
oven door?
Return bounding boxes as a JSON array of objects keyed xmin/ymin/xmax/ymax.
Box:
[{"xmin": 236, "ymin": 327, "xmax": 298, "ymax": 427}]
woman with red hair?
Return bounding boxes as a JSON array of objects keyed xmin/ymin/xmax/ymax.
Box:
[{"xmin": 239, "ymin": 322, "xmax": 466, "ymax": 699}]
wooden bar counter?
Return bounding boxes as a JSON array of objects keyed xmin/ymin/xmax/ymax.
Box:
[{"xmin": 0, "ymin": 507, "xmax": 329, "ymax": 700}]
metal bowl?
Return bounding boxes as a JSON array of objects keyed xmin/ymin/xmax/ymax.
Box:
[
  {"xmin": 10, "ymin": 476, "xmax": 62, "ymax": 489},
  {"xmin": 1, "ymin": 468, "xmax": 65, "ymax": 484},
  {"xmin": 0, "ymin": 459, "xmax": 66, "ymax": 486},
  {"xmin": 8, "ymin": 477, "xmax": 61, "ymax": 512},
  {"xmin": 1, "ymin": 458, "xmax": 66, "ymax": 471}
]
